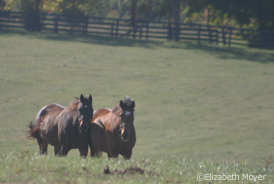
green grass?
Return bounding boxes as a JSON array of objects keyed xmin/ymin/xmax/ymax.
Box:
[
  {"xmin": 1, "ymin": 31, "xmax": 274, "ymax": 183},
  {"xmin": 0, "ymin": 152, "xmax": 273, "ymax": 183}
]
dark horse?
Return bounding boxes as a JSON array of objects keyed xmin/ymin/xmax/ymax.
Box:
[
  {"xmin": 89, "ymin": 97, "xmax": 136, "ymax": 159},
  {"xmin": 28, "ymin": 94, "xmax": 93, "ymax": 157}
]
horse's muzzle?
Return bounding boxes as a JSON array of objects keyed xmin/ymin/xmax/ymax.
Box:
[
  {"xmin": 79, "ymin": 116, "xmax": 92, "ymax": 132},
  {"xmin": 121, "ymin": 132, "xmax": 130, "ymax": 142},
  {"xmin": 80, "ymin": 124, "xmax": 87, "ymax": 132}
]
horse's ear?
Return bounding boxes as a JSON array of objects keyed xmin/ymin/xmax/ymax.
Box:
[
  {"xmin": 119, "ymin": 100, "xmax": 124, "ymax": 109},
  {"xmin": 131, "ymin": 101, "xmax": 135, "ymax": 109},
  {"xmin": 80, "ymin": 94, "xmax": 84, "ymax": 102},
  {"xmin": 89, "ymin": 94, "xmax": 92, "ymax": 104}
]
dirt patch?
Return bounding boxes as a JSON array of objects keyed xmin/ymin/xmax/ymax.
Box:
[
  {"xmin": 103, "ymin": 165, "xmax": 158, "ymax": 176},
  {"xmin": 115, "ymin": 166, "xmax": 144, "ymax": 175},
  {"xmin": 103, "ymin": 165, "xmax": 111, "ymax": 174}
]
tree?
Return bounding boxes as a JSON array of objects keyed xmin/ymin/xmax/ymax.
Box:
[
  {"xmin": 185, "ymin": 0, "xmax": 274, "ymax": 31},
  {"xmin": 0, "ymin": 0, "xmax": 5, "ymax": 10},
  {"xmin": 4, "ymin": 0, "xmax": 43, "ymax": 13},
  {"xmin": 4, "ymin": 0, "xmax": 44, "ymax": 31},
  {"xmin": 171, "ymin": 0, "xmax": 181, "ymax": 41},
  {"xmin": 137, "ymin": 0, "xmax": 171, "ymax": 20}
]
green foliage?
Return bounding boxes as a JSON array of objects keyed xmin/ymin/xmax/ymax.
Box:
[
  {"xmin": 56, "ymin": 0, "xmax": 86, "ymax": 16},
  {"xmin": 108, "ymin": 0, "xmax": 131, "ymax": 19},
  {"xmin": 0, "ymin": 0, "xmax": 5, "ymax": 10},
  {"xmin": 186, "ymin": 0, "xmax": 274, "ymax": 30},
  {"xmin": 4, "ymin": 0, "xmax": 42, "ymax": 13},
  {"xmin": 137, "ymin": 0, "xmax": 171, "ymax": 20},
  {"xmin": 4, "ymin": 0, "xmax": 22, "ymax": 11}
]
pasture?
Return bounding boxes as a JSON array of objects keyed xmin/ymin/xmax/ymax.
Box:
[{"xmin": 1, "ymin": 31, "xmax": 274, "ymax": 183}]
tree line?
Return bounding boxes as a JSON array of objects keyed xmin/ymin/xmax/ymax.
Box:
[{"xmin": 0, "ymin": 0, "xmax": 273, "ymax": 32}]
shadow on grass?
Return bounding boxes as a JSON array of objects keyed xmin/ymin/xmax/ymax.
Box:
[
  {"xmin": 1, "ymin": 30, "xmax": 160, "ymax": 49},
  {"xmin": 178, "ymin": 43, "xmax": 274, "ymax": 64},
  {"xmin": 1, "ymin": 30, "xmax": 274, "ymax": 63}
]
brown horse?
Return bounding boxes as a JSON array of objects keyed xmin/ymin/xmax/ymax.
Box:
[
  {"xmin": 89, "ymin": 97, "xmax": 136, "ymax": 159},
  {"xmin": 28, "ymin": 94, "xmax": 93, "ymax": 157}
]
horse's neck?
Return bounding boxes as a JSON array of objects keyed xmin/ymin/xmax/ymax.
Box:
[
  {"xmin": 60, "ymin": 109, "xmax": 80, "ymax": 125},
  {"xmin": 103, "ymin": 112, "xmax": 120, "ymax": 130}
]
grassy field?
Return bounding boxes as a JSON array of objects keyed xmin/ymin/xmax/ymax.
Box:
[
  {"xmin": 0, "ymin": 151, "xmax": 272, "ymax": 184},
  {"xmin": 1, "ymin": 31, "xmax": 274, "ymax": 183}
]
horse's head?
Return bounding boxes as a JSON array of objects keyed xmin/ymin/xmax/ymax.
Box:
[
  {"xmin": 118, "ymin": 97, "xmax": 135, "ymax": 142},
  {"xmin": 78, "ymin": 94, "xmax": 93, "ymax": 132}
]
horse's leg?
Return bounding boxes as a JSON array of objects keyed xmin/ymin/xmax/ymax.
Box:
[
  {"xmin": 37, "ymin": 138, "xmax": 48, "ymax": 155},
  {"xmin": 89, "ymin": 139, "xmax": 101, "ymax": 158},
  {"xmin": 106, "ymin": 139, "xmax": 119, "ymax": 158},
  {"xmin": 89, "ymin": 145, "xmax": 95, "ymax": 157},
  {"xmin": 54, "ymin": 146, "xmax": 61, "ymax": 156},
  {"xmin": 89, "ymin": 145, "xmax": 102, "ymax": 158},
  {"xmin": 96, "ymin": 151, "xmax": 103, "ymax": 158},
  {"xmin": 123, "ymin": 150, "xmax": 132, "ymax": 160},
  {"xmin": 60, "ymin": 144, "xmax": 69, "ymax": 156},
  {"xmin": 79, "ymin": 145, "xmax": 88, "ymax": 158},
  {"xmin": 92, "ymin": 147, "xmax": 102, "ymax": 158},
  {"xmin": 108, "ymin": 148, "xmax": 119, "ymax": 159},
  {"xmin": 88, "ymin": 139, "xmax": 95, "ymax": 157}
]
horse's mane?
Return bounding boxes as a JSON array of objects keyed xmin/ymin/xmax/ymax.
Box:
[
  {"xmin": 112, "ymin": 96, "xmax": 134, "ymax": 115},
  {"xmin": 60, "ymin": 98, "xmax": 82, "ymax": 127},
  {"xmin": 67, "ymin": 98, "xmax": 81, "ymax": 112},
  {"xmin": 123, "ymin": 96, "xmax": 133, "ymax": 107},
  {"xmin": 112, "ymin": 104, "xmax": 122, "ymax": 115}
]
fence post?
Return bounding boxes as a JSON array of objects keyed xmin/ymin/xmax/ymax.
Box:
[
  {"xmin": 167, "ymin": 20, "xmax": 172, "ymax": 41},
  {"xmin": 259, "ymin": 30, "xmax": 263, "ymax": 49},
  {"xmin": 82, "ymin": 16, "xmax": 85, "ymax": 35},
  {"xmin": 34, "ymin": 13, "xmax": 41, "ymax": 31},
  {"xmin": 70, "ymin": 15, "xmax": 74, "ymax": 34},
  {"xmin": 172, "ymin": 22, "xmax": 180, "ymax": 41},
  {"xmin": 197, "ymin": 25, "xmax": 201, "ymax": 44},
  {"xmin": 222, "ymin": 28, "xmax": 226, "ymax": 45},
  {"xmin": 115, "ymin": 19, "xmax": 119, "ymax": 38},
  {"xmin": 216, "ymin": 30, "xmax": 219, "ymax": 45},
  {"xmin": 177, "ymin": 22, "xmax": 180, "ymax": 41},
  {"xmin": 111, "ymin": 23, "xmax": 114, "ymax": 38},
  {"xmin": 228, "ymin": 28, "xmax": 232, "ymax": 47},
  {"xmin": 25, "ymin": 13, "xmax": 30, "ymax": 31},
  {"xmin": 83, "ymin": 16, "xmax": 88, "ymax": 35},
  {"xmin": 139, "ymin": 26, "xmax": 142, "ymax": 40},
  {"xmin": 146, "ymin": 21, "xmax": 149, "ymax": 41},
  {"xmin": 54, "ymin": 15, "xmax": 59, "ymax": 33},
  {"xmin": 133, "ymin": 20, "xmax": 136, "ymax": 39},
  {"xmin": 208, "ymin": 25, "xmax": 212, "ymax": 43},
  {"xmin": 0, "ymin": 12, "xmax": 2, "ymax": 28}
]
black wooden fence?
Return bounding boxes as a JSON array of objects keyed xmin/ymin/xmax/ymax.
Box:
[{"xmin": 1, "ymin": 11, "xmax": 274, "ymax": 49}]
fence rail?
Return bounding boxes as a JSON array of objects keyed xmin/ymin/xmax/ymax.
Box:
[{"xmin": 1, "ymin": 11, "xmax": 274, "ymax": 49}]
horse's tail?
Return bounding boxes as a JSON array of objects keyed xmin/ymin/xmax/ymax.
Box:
[
  {"xmin": 27, "ymin": 118, "xmax": 41, "ymax": 139},
  {"xmin": 27, "ymin": 106, "xmax": 47, "ymax": 140}
]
